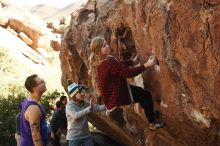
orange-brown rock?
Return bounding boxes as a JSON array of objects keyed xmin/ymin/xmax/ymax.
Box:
[
  {"xmin": 4, "ymin": 5, "xmax": 49, "ymax": 49},
  {"xmin": 18, "ymin": 32, "xmax": 33, "ymax": 45},
  {"xmin": 37, "ymin": 35, "xmax": 52, "ymax": 49},
  {"xmin": 6, "ymin": 26, "xmax": 18, "ymax": 36},
  {"xmin": 60, "ymin": 0, "xmax": 220, "ymax": 146},
  {"xmin": 0, "ymin": 26, "xmax": 49, "ymax": 65},
  {"xmin": 47, "ymin": 20, "xmax": 60, "ymax": 30},
  {"xmin": 0, "ymin": 8, "xmax": 8, "ymax": 27},
  {"xmin": 50, "ymin": 37, "xmax": 61, "ymax": 51},
  {"xmin": 47, "ymin": 19, "xmax": 69, "ymax": 34},
  {"xmin": 60, "ymin": 15, "xmax": 71, "ymax": 25},
  {"xmin": 0, "ymin": 0, "xmax": 10, "ymax": 7},
  {"xmin": 36, "ymin": 47, "xmax": 49, "ymax": 59}
]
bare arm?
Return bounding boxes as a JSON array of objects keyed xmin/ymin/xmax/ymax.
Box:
[{"xmin": 25, "ymin": 105, "xmax": 43, "ymax": 146}]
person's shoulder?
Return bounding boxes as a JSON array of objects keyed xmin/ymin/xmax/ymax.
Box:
[
  {"xmin": 53, "ymin": 109, "xmax": 61, "ymax": 117},
  {"xmin": 53, "ymin": 109, "xmax": 61, "ymax": 114},
  {"xmin": 26, "ymin": 105, "xmax": 41, "ymax": 114},
  {"xmin": 25, "ymin": 105, "xmax": 42, "ymax": 119},
  {"xmin": 66, "ymin": 102, "xmax": 72, "ymax": 108},
  {"xmin": 100, "ymin": 56, "xmax": 117, "ymax": 66},
  {"xmin": 27, "ymin": 104, "xmax": 40, "ymax": 110},
  {"xmin": 66, "ymin": 101, "xmax": 78, "ymax": 109}
]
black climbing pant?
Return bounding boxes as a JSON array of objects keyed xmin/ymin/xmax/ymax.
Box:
[{"xmin": 130, "ymin": 85, "xmax": 156, "ymax": 123}]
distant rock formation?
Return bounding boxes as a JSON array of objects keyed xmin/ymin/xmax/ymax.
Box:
[
  {"xmin": 0, "ymin": 0, "xmax": 66, "ymax": 64},
  {"xmin": 60, "ymin": 0, "xmax": 220, "ymax": 146},
  {"xmin": 0, "ymin": 27, "xmax": 48, "ymax": 65},
  {"xmin": 27, "ymin": 1, "xmax": 87, "ymax": 21},
  {"xmin": 0, "ymin": 0, "xmax": 70, "ymax": 92}
]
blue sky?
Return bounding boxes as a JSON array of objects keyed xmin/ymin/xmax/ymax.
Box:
[{"xmin": 10, "ymin": 0, "xmax": 79, "ymax": 8}]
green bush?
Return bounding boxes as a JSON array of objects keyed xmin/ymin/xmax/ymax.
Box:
[
  {"xmin": 41, "ymin": 90, "xmax": 62, "ymax": 119},
  {"xmin": 0, "ymin": 84, "xmax": 62, "ymax": 146},
  {"xmin": 0, "ymin": 48, "xmax": 21, "ymax": 74}
]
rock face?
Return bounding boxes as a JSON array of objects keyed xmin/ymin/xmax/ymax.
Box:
[
  {"xmin": 3, "ymin": 5, "xmax": 49, "ymax": 49},
  {"xmin": 0, "ymin": 1, "xmax": 67, "ymax": 66},
  {"xmin": 0, "ymin": 1, "xmax": 64, "ymax": 52},
  {"xmin": 60, "ymin": 0, "xmax": 220, "ymax": 146},
  {"xmin": 0, "ymin": 27, "xmax": 48, "ymax": 65}
]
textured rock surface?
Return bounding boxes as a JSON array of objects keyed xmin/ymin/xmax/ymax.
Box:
[
  {"xmin": 0, "ymin": 1, "xmax": 64, "ymax": 51},
  {"xmin": 4, "ymin": 5, "xmax": 49, "ymax": 49},
  {"xmin": 18, "ymin": 32, "xmax": 33, "ymax": 45},
  {"xmin": 0, "ymin": 27, "xmax": 49, "ymax": 65},
  {"xmin": 60, "ymin": 0, "xmax": 220, "ymax": 145},
  {"xmin": 0, "ymin": 11, "xmax": 9, "ymax": 26}
]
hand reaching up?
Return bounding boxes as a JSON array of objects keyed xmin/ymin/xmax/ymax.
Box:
[
  {"xmin": 132, "ymin": 54, "xmax": 140, "ymax": 65},
  {"xmin": 89, "ymin": 98, "xmax": 95, "ymax": 110},
  {"xmin": 144, "ymin": 55, "xmax": 157, "ymax": 68}
]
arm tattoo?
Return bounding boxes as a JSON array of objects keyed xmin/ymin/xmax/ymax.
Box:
[
  {"xmin": 30, "ymin": 122, "xmax": 43, "ymax": 144},
  {"xmin": 33, "ymin": 139, "xmax": 42, "ymax": 143},
  {"xmin": 30, "ymin": 122, "xmax": 40, "ymax": 132}
]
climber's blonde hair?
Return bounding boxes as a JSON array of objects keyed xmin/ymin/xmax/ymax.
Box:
[
  {"xmin": 90, "ymin": 36, "xmax": 105, "ymax": 56},
  {"xmin": 88, "ymin": 36, "xmax": 105, "ymax": 96}
]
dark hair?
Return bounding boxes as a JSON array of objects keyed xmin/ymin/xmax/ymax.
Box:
[
  {"xmin": 24, "ymin": 74, "xmax": 38, "ymax": 92},
  {"xmin": 56, "ymin": 101, "xmax": 62, "ymax": 109},
  {"xmin": 67, "ymin": 79, "xmax": 73, "ymax": 86},
  {"xmin": 60, "ymin": 96, "xmax": 67, "ymax": 102}
]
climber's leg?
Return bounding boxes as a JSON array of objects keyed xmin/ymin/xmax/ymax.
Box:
[{"xmin": 130, "ymin": 85, "xmax": 155, "ymax": 123}]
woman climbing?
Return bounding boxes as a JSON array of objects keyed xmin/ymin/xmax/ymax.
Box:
[{"xmin": 88, "ymin": 36, "xmax": 164, "ymax": 130}]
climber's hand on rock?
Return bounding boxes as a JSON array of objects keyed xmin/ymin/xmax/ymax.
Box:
[
  {"xmin": 132, "ymin": 54, "xmax": 140, "ymax": 65},
  {"xmin": 144, "ymin": 55, "xmax": 157, "ymax": 68}
]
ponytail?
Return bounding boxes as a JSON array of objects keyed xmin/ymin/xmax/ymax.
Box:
[{"xmin": 88, "ymin": 36, "xmax": 105, "ymax": 97}]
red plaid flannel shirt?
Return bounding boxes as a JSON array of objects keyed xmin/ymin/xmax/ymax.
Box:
[{"xmin": 97, "ymin": 56, "xmax": 145, "ymax": 110}]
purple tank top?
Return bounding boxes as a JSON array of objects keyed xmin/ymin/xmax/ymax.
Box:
[{"xmin": 20, "ymin": 98, "xmax": 48, "ymax": 146}]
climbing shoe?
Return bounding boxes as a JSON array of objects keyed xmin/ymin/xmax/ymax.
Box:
[
  {"xmin": 148, "ymin": 123, "xmax": 157, "ymax": 130},
  {"xmin": 148, "ymin": 121, "xmax": 165, "ymax": 130},
  {"xmin": 154, "ymin": 121, "xmax": 165, "ymax": 129}
]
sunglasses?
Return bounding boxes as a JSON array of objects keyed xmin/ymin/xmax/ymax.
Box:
[
  {"xmin": 34, "ymin": 80, "xmax": 45, "ymax": 87},
  {"xmin": 78, "ymin": 88, "xmax": 85, "ymax": 94}
]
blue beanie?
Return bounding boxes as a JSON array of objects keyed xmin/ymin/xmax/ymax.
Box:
[{"xmin": 67, "ymin": 82, "xmax": 80, "ymax": 97}]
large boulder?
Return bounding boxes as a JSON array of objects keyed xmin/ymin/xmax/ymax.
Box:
[
  {"xmin": 18, "ymin": 32, "xmax": 33, "ymax": 45},
  {"xmin": 0, "ymin": 26, "xmax": 49, "ymax": 65},
  {"xmin": 60, "ymin": 0, "xmax": 220, "ymax": 146},
  {"xmin": 0, "ymin": 0, "xmax": 11, "ymax": 7},
  {"xmin": 0, "ymin": 4, "xmax": 8, "ymax": 26},
  {"xmin": 50, "ymin": 35, "xmax": 61, "ymax": 51},
  {"xmin": 6, "ymin": 26, "xmax": 17, "ymax": 36},
  {"xmin": 4, "ymin": 5, "xmax": 51, "ymax": 49},
  {"xmin": 0, "ymin": 1, "xmax": 67, "ymax": 52},
  {"xmin": 0, "ymin": 11, "xmax": 8, "ymax": 27},
  {"xmin": 47, "ymin": 18, "xmax": 70, "ymax": 34}
]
